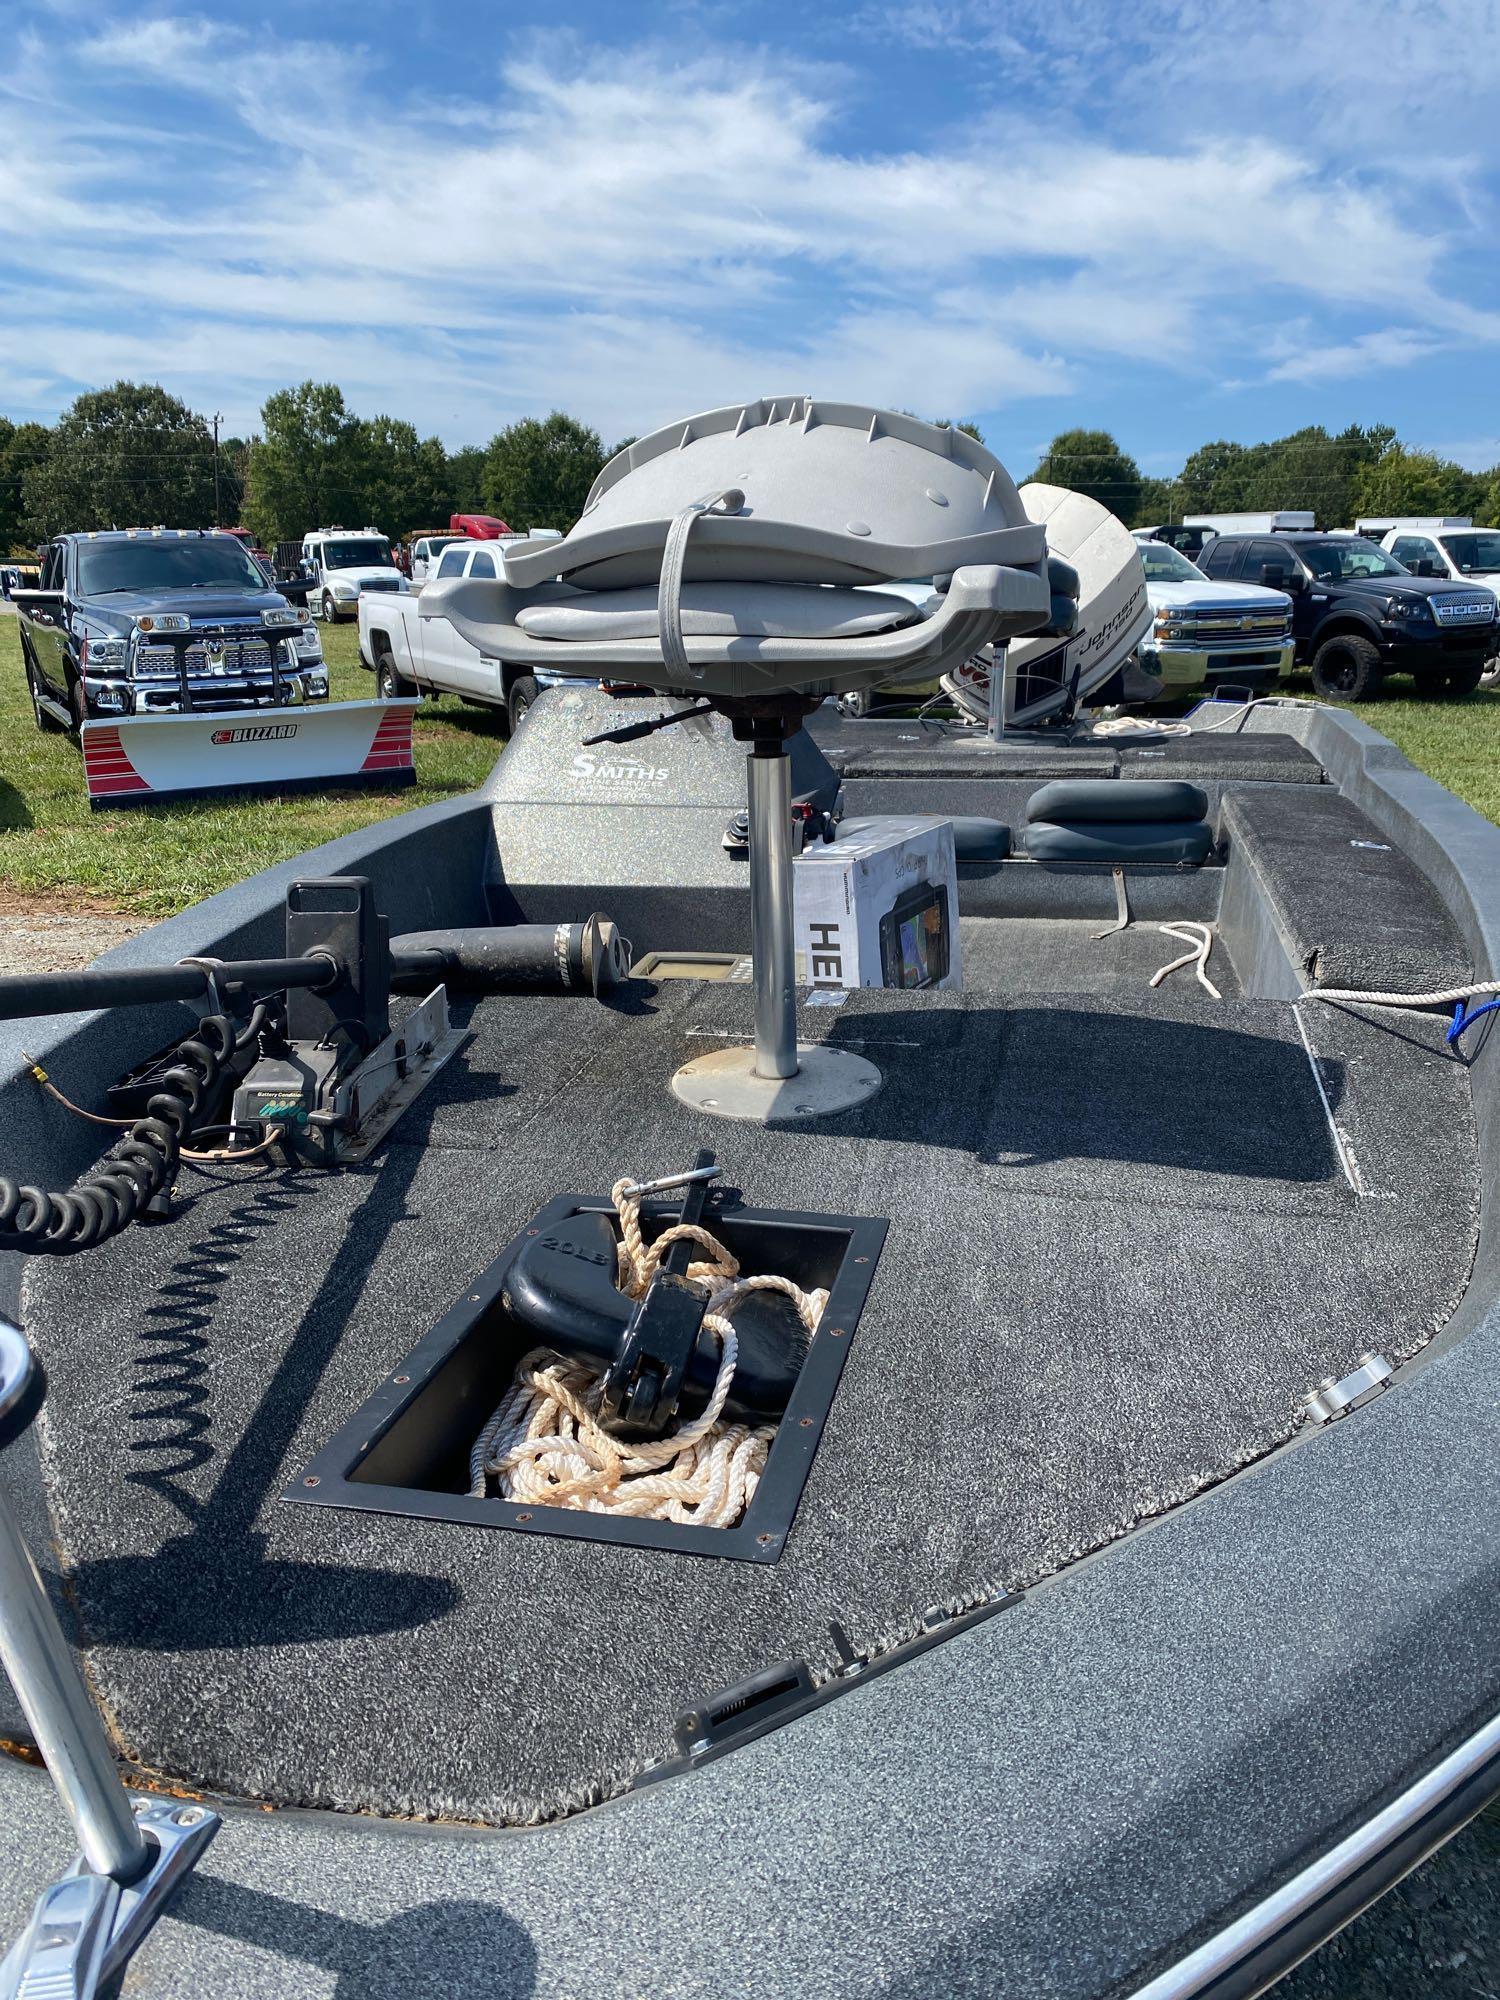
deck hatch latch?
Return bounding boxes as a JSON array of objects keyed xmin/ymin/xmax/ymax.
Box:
[
  {"xmin": 1300, "ymin": 1351, "xmax": 1393, "ymax": 1424},
  {"xmin": 674, "ymin": 1660, "xmax": 816, "ymax": 1758}
]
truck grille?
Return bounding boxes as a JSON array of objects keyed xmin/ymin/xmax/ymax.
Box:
[
  {"xmin": 360, "ymin": 578, "xmax": 400, "ymax": 594},
  {"xmin": 137, "ymin": 637, "xmax": 276, "ymax": 680},
  {"xmin": 1432, "ymin": 594, "xmax": 1495, "ymax": 627},
  {"xmin": 1167, "ymin": 609, "xmax": 1291, "ymax": 651}
]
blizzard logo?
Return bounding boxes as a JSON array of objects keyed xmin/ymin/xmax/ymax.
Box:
[
  {"xmin": 569, "ymin": 749, "xmax": 669, "ymax": 784},
  {"xmin": 808, "ymin": 920, "xmax": 844, "ymax": 987},
  {"xmin": 210, "ymin": 724, "xmax": 300, "ymax": 745}
]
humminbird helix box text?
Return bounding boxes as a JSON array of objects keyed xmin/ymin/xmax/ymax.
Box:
[{"xmin": 793, "ymin": 816, "xmax": 961, "ymax": 992}]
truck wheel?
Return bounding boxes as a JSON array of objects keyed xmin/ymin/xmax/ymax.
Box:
[
  {"xmin": 69, "ymin": 676, "xmax": 90, "ymax": 733},
  {"xmin": 26, "ymin": 658, "xmax": 63, "ymax": 732},
  {"xmin": 1480, "ymin": 652, "xmax": 1500, "ymax": 690},
  {"xmin": 1310, "ymin": 634, "xmax": 1382, "ymax": 702},
  {"xmin": 1442, "ymin": 662, "xmax": 1486, "ymax": 697},
  {"xmin": 837, "ymin": 687, "xmax": 873, "ymax": 719},
  {"xmin": 375, "ymin": 647, "xmax": 415, "ymax": 699},
  {"xmin": 322, "ymin": 592, "xmax": 340, "ymax": 625},
  {"xmin": 507, "ymin": 675, "xmax": 540, "ymax": 733}
]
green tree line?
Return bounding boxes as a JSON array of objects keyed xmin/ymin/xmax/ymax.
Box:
[
  {"xmin": 1028, "ymin": 424, "xmax": 1500, "ymax": 531},
  {"xmin": 0, "ymin": 380, "xmax": 623, "ymax": 552},
  {"xmin": 5, "ymin": 383, "xmax": 1498, "ymax": 555}
]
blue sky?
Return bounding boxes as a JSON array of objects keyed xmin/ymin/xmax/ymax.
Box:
[{"xmin": 3, "ymin": 0, "xmax": 1499, "ymax": 474}]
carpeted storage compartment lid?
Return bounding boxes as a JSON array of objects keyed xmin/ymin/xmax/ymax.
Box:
[
  {"xmin": 288, "ymin": 1183, "xmax": 886, "ymax": 1564},
  {"xmin": 1119, "ymin": 732, "xmax": 1326, "ymax": 785},
  {"xmin": 1222, "ymin": 786, "xmax": 1471, "ymax": 989}
]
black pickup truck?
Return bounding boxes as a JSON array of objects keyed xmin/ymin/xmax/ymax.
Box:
[
  {"xmin": 1198, "ymin": 531, "xmax": 1498, "ymax": 700},
  {"xmin": 14, "ymin": 529, "xmax": 328, "ymax": 732}
]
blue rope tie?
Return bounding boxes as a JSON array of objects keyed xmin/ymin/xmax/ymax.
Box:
[{"xmin": 1448, "ymin": 996, "xmax": 1500, "ymax": 1045}]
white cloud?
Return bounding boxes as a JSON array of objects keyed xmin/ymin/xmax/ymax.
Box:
[
  {"xmin": 0, "ymin": 10, "xmax": 1493, "ymax": 451},
  {"xmin": 1265, "ymin": 329, "xmax": 1446, "ymax": 385}
]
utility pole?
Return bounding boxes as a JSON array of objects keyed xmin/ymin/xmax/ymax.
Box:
[{"xmin": 212, "ymin": 412, "xmax": 223, "ymax": 527}]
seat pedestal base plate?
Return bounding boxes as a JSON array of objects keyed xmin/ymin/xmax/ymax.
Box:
[{"xmin": 671, "ymin": 1043, "xmax": 882, "ymax": 1123}]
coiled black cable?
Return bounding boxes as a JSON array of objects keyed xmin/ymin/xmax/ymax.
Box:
[{"xmin": 0, "ymin": 1014, "xmax": 237, "ymax": 1256}]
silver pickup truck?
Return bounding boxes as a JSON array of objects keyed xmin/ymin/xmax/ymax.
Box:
[{"xmin": 1132, "ymin": 534, "xmax": 1294, "ymax": 698}]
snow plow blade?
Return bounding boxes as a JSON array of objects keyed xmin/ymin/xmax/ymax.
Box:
[{"xmin": 80, "ymin": 699, "xmax": 419, "ymax": 808}]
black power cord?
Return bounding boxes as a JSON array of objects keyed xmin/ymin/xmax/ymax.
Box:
[{"xmin": 0, "ymin": 1014, "xmax": 236, "ymax": 1256}]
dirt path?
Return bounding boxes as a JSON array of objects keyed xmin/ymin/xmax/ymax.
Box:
[{"xmin": 0, "ymin": 889, "xmax": 149, "ymax": 975}]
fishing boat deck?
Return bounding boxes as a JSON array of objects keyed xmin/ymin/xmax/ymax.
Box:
[{"xmin": 17, "ymin": 905, "xmax": 1479, "ymax": 1825}]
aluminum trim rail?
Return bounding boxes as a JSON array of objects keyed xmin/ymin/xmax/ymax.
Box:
[{"xmin": 1128, "ymin": 1708, "xmax": 1500, "ymax": 2000}]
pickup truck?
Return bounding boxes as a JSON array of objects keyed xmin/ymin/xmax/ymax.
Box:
[
  {"xmin": 359, "ymin": 536, "xmax": 566, "ymax": 731},
  {"xmin": 1374, "ymin": 525, "xmax": 1500, "ymax": 686},
  {"xmin": 14, "ymin": 528, "xmax": 328, "ymax": 732},
  {"xmin": 408, "ymin": 533, "xmax": 463, "ymax": 585},
  {"xmin": 1198, "ymin": 530, "xmax": 1498, "ymax": 699},
  {"xmin": 1132, "ymin": 537, "xmax": 1293, "ymax": 698}
]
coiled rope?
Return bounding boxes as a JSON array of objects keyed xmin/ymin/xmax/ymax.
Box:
[
  {"xmin": 0, "ymin": 1015, "xmax": 235, "ymax": 1255},
  {"xmin": 469, "ymin": 1178, "xmax": 828, "ymax": 1527}
]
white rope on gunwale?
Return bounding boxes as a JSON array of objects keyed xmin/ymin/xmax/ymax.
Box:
[
  {"xmin": 1300, "ymin": 980, "xmax": 1500, "ymax": 1007},
  {"xmin": 468, "ymin": 1178, "xmax": 828, "ymax": 1528}
]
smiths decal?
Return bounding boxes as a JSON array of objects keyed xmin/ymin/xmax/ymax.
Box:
[{"xmin": 210, "ymin": 724, "xmax": 300, "ymax": 746}]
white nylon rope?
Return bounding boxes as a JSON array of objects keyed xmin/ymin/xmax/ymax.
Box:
[
  {"xmin": 1090, "ymin": 715, "xmax": 1192, "ymax": 738},
  {"xmin": 1151, "ymin": 922, "xmax": 1223, "ymax": 1000},
  {"xmin": 469, "ymin": 1179, "xmax": 828, "ymax": 1528},
  {"xmin": 1300, "ymin": 979, "xmax": 1500, "ymax": 1007}
]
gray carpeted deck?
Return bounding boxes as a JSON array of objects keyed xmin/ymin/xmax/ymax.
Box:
[{"xmin": 20, "ymin": 920, "xmax": 1478, "ymax": 1825}]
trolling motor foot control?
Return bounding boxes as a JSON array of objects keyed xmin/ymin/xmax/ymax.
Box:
[{"xmin": 500, "ymin": 1152, "xmax": 811, "ymax": 1437}]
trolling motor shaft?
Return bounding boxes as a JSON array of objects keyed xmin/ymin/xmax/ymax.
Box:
[{"xmin": 0, "ymin": 877, "xmax": 633, "ymax": 1253}]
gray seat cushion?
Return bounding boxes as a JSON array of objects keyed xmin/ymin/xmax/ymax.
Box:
[
  {"xmin": 1025, "ymin": 821, "xmax": 1215, "ymax": 867},
  {"xmin": 1026, "ymin": 778, "xmax": 1208, "ymax": 826},
  {"xmin": 949, "ymin": 817, "xmax": 1012, "ymax": 863},
  {"xmin": 517, "ymin": 581, "xmax": 922, "ymax": 643}
]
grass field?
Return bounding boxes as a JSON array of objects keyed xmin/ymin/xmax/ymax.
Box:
[
  {"xmin": 0, "ymin": 617, "xmax": 506, "ymax": 914},
  {"xmin": 3, "ymin": 612, "xmax": 1500, "ymax": 914}
]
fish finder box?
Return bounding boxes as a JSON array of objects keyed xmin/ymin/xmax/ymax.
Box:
[{"xmin": 794, "ymin": 816, "xmax": 961, "ymax": 992}]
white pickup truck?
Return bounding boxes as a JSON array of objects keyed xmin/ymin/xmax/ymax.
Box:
[{"xmin": 358, "ymin": 535, "xmax": 565, "ymax": 732}]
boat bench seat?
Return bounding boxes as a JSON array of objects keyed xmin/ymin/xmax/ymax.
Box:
[
  {"xmin": 1221, "ymin": 787, "xmax": 1471, "ymax": 990},
  {"xmin": 1022, "ymin": 779, "xmax": 1215, "ymax": 868}
]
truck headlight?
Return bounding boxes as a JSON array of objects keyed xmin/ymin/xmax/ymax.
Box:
[
  {"xmin": 81, "ymin": 636, "xmax": 128, "ymax": 669},
  {"xmin": 1387, "ymin": 596, "xmax": 1432, "ymax": 621},
  {"xmin": 332, "ymin": 581, "xmax": 358, "ymax": 599},
  {"xmin": 293, "ymin": 626, "xmax": 323, "ymax": 660},
  {"xmin": 262, "ymin": 607, "xmax": 303, "ymax": 629}
]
